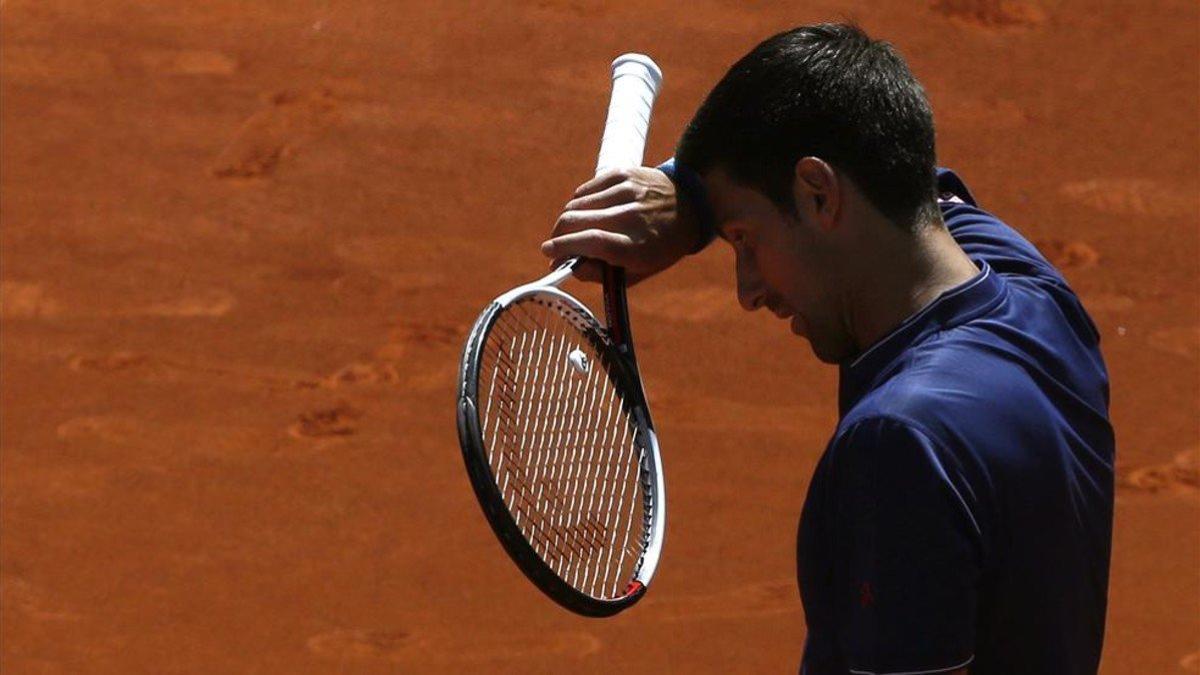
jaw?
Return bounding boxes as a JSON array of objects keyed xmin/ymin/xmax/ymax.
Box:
[{"xmin": 791, "ymin": 292, "xmax": 860, "ymax": 364}]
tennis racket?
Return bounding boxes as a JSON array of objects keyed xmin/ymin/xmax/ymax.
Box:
[{"xmin": 456, "ymin": 54, "xmax": 665, "ymax": 617}]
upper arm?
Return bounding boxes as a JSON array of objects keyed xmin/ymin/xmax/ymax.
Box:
[{"xmin": 828, "ymin": 416, "xmax": 982, "ymax": 675}]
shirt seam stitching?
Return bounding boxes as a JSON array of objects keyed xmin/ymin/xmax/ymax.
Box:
[{"xmin": 848, "ymin": 653, "xmax": 975, "ymax": 675}]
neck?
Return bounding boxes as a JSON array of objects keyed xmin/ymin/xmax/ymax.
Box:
[{"xmin": 840, "ymin": 212, "xmax": 979, "ymax": 355}]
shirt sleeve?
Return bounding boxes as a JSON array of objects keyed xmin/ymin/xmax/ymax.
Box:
[
  {"xmin": 656, "ymin": 157, "xmax": 717, "ymax": 253},
  {"xmin": 828, "ymin": 416, "xmax": 982, "ymax": 675},
  {"xmin": 937, "ymin": 167, "xmax": 1067, "ymax": 286}
]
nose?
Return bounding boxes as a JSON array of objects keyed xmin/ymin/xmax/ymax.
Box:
[{"xmin": 736, "ymin": 252, "xmax": 765, "ymax": 312}]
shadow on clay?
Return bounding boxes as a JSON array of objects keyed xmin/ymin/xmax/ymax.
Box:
[
  {"xmin": 211, "ymin": 88, "xmax": 340, "ymax": 179},
  {"xmin": 929, "ymin": 0, "xmax": 1047, "ymax": 29},
  {"xmin": 306, "ymin": 626, "xmax": 601, "ymax": 663},
  {"xmin": 1117, "ymin": 448, "xmax": 1199, "ymax": 499},
  {"xmin": 288, "ymin": 403, "xmax": 363, "ymax": 439},
  {"xmin": 1058, "ymin": 179, "xmax": 1194, "ymax": 219}
]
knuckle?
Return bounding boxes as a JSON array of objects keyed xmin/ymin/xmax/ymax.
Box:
[
  {"xmin": 557, "ymin": 211, "xmax": 580, "ymax": 228},
  {"xmin": 596, "ymin": 236, "xmax": 619, "ymax": 256},
  {"xmin": 551, "ymin": 216, "xmax": 569, "ymax": 235},
  {"xmin": 596, "ymin": 168, "xmax": 622, "ymax": 185},
  {"xmin": 575, "ymin": 178, "xmax": 599, "ymax": 196},
  {"xmin": 622, "ymin": 201, "xmax": 649, "ymax": 222}
]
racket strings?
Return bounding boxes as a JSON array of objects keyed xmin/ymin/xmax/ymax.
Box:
[
  {"xmin": 478, "ymin": 295, "xmax": 649, "ymax": 599},
  {"xmin": 489, "ymin": 303, "xmax": 635, "ymax": 586}
]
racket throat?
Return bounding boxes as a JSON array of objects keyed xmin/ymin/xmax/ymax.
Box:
[{"xmin": 602, "ymin": 264, "xmax": 633, "ymax": 350}]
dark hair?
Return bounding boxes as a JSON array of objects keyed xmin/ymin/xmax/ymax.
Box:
[{"xmin": 677, "ymin": 23, "xmax": 938, "ymax": 226}]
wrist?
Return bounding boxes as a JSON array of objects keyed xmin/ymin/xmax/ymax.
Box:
[{"xmin": 656, "ymin": 158, "xmax": 716, "ymax": 254}]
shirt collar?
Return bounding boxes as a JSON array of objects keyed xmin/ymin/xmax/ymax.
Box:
[{"xmin": 838, "ymin": 261, "xmax": 1005, "ymax": 415}]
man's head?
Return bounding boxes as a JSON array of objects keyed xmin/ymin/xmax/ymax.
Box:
[
  {"xmin": 677, "ymin": 23, "xmax": 941, "ymax": 363},
  {"xmin": 677, "ymin": 22, "xmax": 937, "ymax": 224}
]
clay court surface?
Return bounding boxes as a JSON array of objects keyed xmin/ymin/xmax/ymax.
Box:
[{"xmin": 1, "ymin": 0, "xmax": 1197, "ymax": 672}]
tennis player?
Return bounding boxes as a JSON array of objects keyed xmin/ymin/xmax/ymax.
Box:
[{"xmin": 543, "ymin": 24, "xmax": 1115, "ymax": 675}]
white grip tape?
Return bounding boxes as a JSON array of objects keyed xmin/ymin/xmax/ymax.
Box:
[{"xmin": 595, "ymin": 54, "xmax": 663, "ymax": 176}]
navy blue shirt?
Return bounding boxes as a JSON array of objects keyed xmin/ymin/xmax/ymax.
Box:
[{"xmin": 795, "ymin": 169, "xmax": 1115, "ymax": 674}]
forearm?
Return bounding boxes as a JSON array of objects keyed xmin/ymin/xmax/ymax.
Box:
[{"xmin": 655, "ymin": 157, "xmax": 717, "ymax": 253}]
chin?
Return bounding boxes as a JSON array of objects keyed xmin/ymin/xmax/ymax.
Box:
[
  {"xmin": 809, "ymin": 345, "xmax": 841, "ymax": 365},
  {"xmin": 807, "ymin": 334, "xmax": 855, "ymax": 365}
]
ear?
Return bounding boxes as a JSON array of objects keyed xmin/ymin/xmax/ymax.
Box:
[{"xmin": 792, "ymin": 157, "xmax": 840, "ymax": 232}]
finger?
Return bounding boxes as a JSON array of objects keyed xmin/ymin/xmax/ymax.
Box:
[
  {"xmin": 562, "ymin": 182, "xmax": 637, "ymax": 213},
  {"xmin": 546, "ymin": 255, "xmax": 612, "ymax": 283},
  {"xmin": 572, "ymin": 259, "xmax": 603, "ymax": 283},
  {"xmin": 540, "ymin": 229, "xmax": 635, "ymax": 266},
  {"xmin": 551, "ymin": 201, "xmax": 641, "ymax": 238},
  {"xmin": 572, "ymin": 168, "xmax": 628, "ymax": 198}
]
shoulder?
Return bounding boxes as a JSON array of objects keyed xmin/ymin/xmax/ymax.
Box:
[
  {"xmin": 834, "ymin": 413, "xmax": 932, "ymax": 446},
  {"xmin": 825, "ymin": 415, "xmax": 985, "ymax": 538},
  {"xmin": 839, "ymin": 345, "xmax": 1048, "ymax": 473},
  {"xmin": 829, "ymin": 414, "xmax": 947, "ymax": 477},
  {"xmin": 935, "ymin": 167, "xmax": 1070, "ymax": 286},
  {"xmin": 849, "ymin": 341, "xmax": 1035, "ymax": 423}
]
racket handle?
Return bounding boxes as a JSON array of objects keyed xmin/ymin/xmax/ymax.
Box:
[
  {"xmin": 595, "ymin": 54, "xmax": 663, "ymax": 175},
  {"xmin": 595, "ymin": 54, "xmax": 660, "ymax": 352}
]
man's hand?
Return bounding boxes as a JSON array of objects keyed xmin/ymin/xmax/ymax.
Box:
[{"xmin": 542, "ymin": 167, "xmax": 703, "ymax": 285}]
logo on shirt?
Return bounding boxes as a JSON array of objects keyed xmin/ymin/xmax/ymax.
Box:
[{"xmin": 859, "ymin": 581, "xmax": 875, "ymax": 608}]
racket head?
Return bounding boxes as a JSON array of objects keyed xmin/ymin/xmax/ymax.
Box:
[{"xmin": 457, "ymin": 283, "xmax": 664, "ymax": 617}]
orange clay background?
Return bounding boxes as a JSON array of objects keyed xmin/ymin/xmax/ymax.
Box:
[{"xmin": 1, "ymin": 1, "xmax": 1197, "ymax": 672}]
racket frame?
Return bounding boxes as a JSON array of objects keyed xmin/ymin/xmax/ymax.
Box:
[{"xmin": 456, "ymin": 261, "xmax": 665, "ymax": 617}]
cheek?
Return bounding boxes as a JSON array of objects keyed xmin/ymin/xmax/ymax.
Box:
[{"xmin": 755, "ymin": 246, "xmax": 802, "ymax": 293}]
